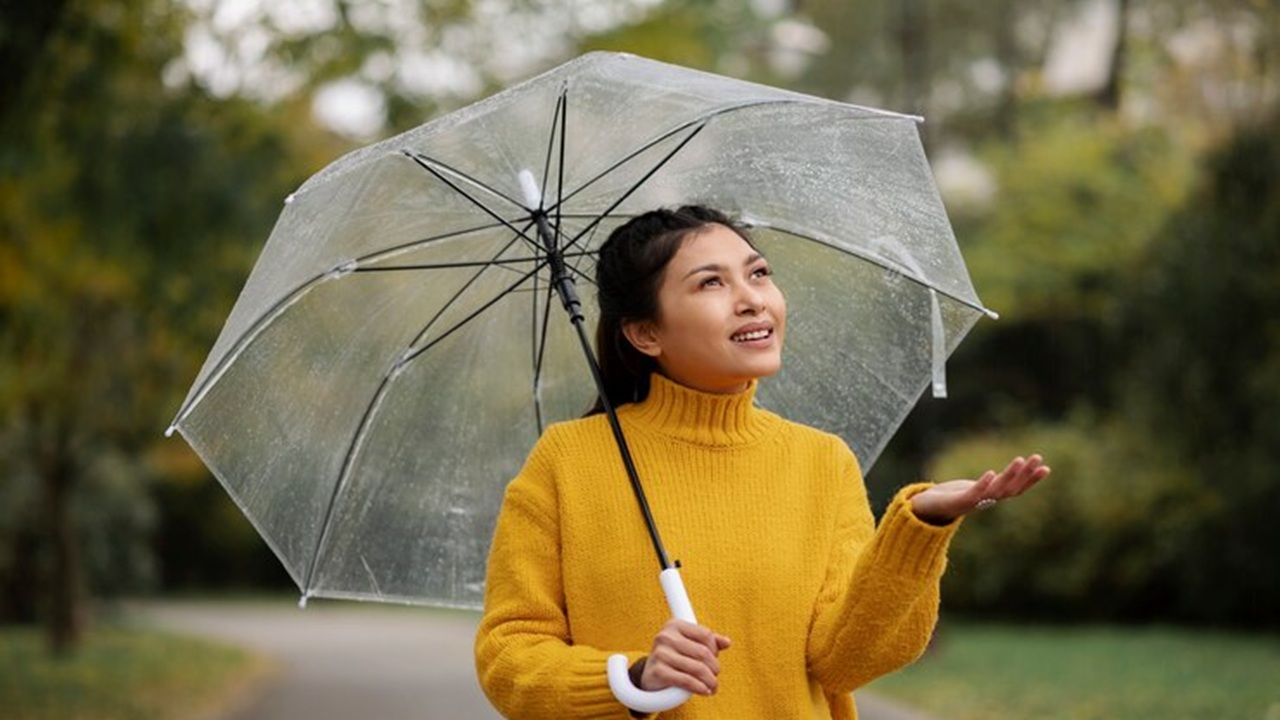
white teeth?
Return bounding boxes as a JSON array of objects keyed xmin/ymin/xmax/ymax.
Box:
[{"xmin": 733, "ymin": 329, "xmax": 771, "ymax": 342}]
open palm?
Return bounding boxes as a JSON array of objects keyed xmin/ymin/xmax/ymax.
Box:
[{"xmin": 910, "ymin": 455, "xmax": 1051, "ymax": 525}]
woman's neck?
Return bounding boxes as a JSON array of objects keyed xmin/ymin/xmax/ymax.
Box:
[{"xmin": 623, "ymin": 373, "xmax": 775, "ymax": 447}]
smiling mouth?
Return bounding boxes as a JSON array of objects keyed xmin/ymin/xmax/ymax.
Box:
[{"xmin": 731, "ymin": 328, "xmax": 773, "ymax": 343}]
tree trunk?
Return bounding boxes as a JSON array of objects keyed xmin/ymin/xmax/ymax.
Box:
[
  {"xmin": 898, "ymin": 0, "xmax": 932, "ymax": 147},
  {"xmin": 0, "ymin": 526, "xmax": 42, "ymax": 623},
  {"xmin": 993, "ymin": 0, "xmax": 1019, "ymax": 140},
  {"xmin": 1097, "ymin": 0, "xmax": 1130, "ymax": 110},
  {"xmin": 43, "ymin": 439, "xmax": 85, "ymax": 655},
  {"xmin": 0, "ymin": 0, "xmax": 71, "ymax": 123}
]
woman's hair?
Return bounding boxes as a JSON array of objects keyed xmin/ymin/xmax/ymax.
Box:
[{"xmin": 588, "ymin": 205, "xmax": 755, "ymax": 414}]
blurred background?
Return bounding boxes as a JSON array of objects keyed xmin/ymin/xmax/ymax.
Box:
[{"xmin": 2, "ymin": 0, "xmax": 1277, "ymax": 718}]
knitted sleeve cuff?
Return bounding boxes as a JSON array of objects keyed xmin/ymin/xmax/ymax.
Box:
[
  {"xmin": 564, "ymin": 654, "xmax": 633, "ymax": 716},
  {"xmin": 526, "ymin": 650, "xmax": 651, "ymax": 719},
  {"xmin": 869, "ymin": 482, "xmax": 963, "ymax": 580}
]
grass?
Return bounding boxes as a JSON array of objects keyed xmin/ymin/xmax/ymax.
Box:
[
  {"xmin": 868, "ymin": 621, "xmax": 1280, "ymax": 720},
  {"xmin": 0, "ymin": 623, "xmax": 275, "ymax": 720}
]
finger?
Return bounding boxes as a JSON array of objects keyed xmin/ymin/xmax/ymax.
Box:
[
  {"xmin": 986, "ymin": 456, "xmax": 1033, "ymax": 497},
  {"xmin": 670, "ymin": 620, "xmax": 725, "ymax": 657},
  {"xmin": 647, "ymin": 648, "xmax": 720, "ymax": 695},
  {"xmin": 1000, "ymin": 456, "xmax": 1027, "ymax": 483},
  {"xmin": 991, "ymin": 457, "xmax": 1052, "ymax": 501},
  {"xmin": 644, "ymin": 661, "xmax": 716, "ymax": 696},
  {"xmin": 1024, "ymin": 463, "xmax": 1051, "ymax": 488},
  {"xmin": 1006, "ymin": 456, "xmax": 1048, "ymax": 495},
  {"xmin": 654, "ymin": 631, "xmax": 722, "ymax": 674},
  {"xmin": 971, "ymin": 470, "xmax": 997, "ymax": 499}
]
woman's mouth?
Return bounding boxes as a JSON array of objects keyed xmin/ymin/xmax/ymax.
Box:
[{"xmin": 731, "ymin": 327, "xmax": 773, "ymax": 343}]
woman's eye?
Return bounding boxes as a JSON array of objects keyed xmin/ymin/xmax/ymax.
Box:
[
  {"xmin": 700, "ymin": 276, "xmax": 723, "ymax": 288},
  {"xmin": 752, "ymin": 266, "xmax": 772, "ymax": 279}
]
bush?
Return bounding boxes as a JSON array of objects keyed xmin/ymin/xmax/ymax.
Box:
[
  {"xmin": 930, "ymin": 415, "xmax": 1215, "ymax": 622},
  {"xmin": 1116, "ymin": 119, "xmax": 1280, "ymax": 625}
]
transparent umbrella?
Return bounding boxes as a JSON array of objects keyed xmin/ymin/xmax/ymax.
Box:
[{"xmin": 168, "ymin": 49, "xmax": 993, "ymax": 629}]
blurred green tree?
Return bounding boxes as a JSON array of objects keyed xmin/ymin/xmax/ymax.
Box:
[
  {"xmin": 1117, "ymin": 118, "xmax": 1280, "ymax": 624},
  {"xmin": 924, "ymin": 116, "xmax": 1280, "ymax": 626},
  {"xmin": 930, "ymin": 416, "xmax": 1211, "ymax": 621},
  {"xmin": 0, "ymin": 0, "xmax": 335, "ymax": 652},
  {"xmin": 576, "ymin": 0, "xmax": 771, "ymax": 75}
]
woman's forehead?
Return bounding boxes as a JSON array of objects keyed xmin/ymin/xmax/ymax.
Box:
[{"xmin": 668, "ymin": 224, "xmax": 759, "ymax": 269}]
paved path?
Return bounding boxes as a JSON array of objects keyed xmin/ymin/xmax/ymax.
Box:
[{"xmin": 132, "ymin": 600, "xmax": 941, "ymax": 720}]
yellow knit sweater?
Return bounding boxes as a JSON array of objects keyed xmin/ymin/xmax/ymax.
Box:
[{"xmin": 475, "ymin": 374, "xmax": 960, "ymax": 720}]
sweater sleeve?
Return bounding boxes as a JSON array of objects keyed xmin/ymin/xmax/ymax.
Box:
[
  {"xmin": 806, "ymin": 446, "xmax": 961, "ymax": 695},
  {"xmin": 474, "ymin": 432, "xmax": 645, "ymax": 720}
]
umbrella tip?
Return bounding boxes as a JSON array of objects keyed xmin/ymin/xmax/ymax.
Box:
[
  {"xmin": 298, "ymin": 593, "xmax": 310, "ymax": 610},
  {"xmin": 164, "ymin": 424, "xmax": 176, "ymax": 438},
  {"xmin": 984, "ymin": 308, "xmax": 1000, "ymax": 320},
  {"xmin": 518, "ymin": 169, "xmax": 542, "ymax": 209}
]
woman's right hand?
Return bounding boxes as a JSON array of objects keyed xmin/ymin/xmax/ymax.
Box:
[{"xmin": 639, "ymin": 619, "xmax": 732, "ymax": 696}]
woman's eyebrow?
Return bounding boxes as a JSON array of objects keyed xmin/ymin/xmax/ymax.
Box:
[
  {"xmin": 682, "ymin": 254, "xmax": 766, "ymax": 279},
  {"xmin": 683, "ymin": 263, "xmax": 726, "ymax": 279}
]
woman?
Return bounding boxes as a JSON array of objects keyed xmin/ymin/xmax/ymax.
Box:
[{"xmin": 475, "ymin": 206, "xmax": 1049, "ymax": 719}]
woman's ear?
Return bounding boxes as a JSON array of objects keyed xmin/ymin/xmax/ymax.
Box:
[{"xmin": 622, "ymin": 320, "xmax": 662, "ymax": 358}]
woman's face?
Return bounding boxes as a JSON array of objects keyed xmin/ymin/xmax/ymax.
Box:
[{"xmin": 624, "ymin": 223, "xmax": 787, "ymax": 394}]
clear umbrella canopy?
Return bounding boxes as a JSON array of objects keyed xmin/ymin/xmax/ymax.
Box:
[{"xmin": 169, "ymin": 52, "xmax": 994, "ymax": 609}]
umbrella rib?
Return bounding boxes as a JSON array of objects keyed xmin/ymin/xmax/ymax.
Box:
[
  {"xmin": 547, "ymin": 97, "xmax": 852, "ymax": 228},
  {"xmin": 401, "ymin": 151, "xmax": 526, "ymax": 214},
  {"xmin": 561, "ymin": 122, "xmax": 710, "ymax": 252},
  {"xmin": 168, "ymin": 221, "xmax": 523, "ymax": 430},
  {"xmin": 538, "ymin": 85, "xmax": 567, "ymax": 213},
  {"xmin": 547, "ymin": 99, "xmax": 786, "ymax": 212},
  {"xmin": 531, "ymin": 272, "xmax": 557, "ymax": 435},
  {"xmin": 302, "ymin": 258, "xmax": 552, "ymax": 597},
  {"xmin": 564, "ymin": 254, "xmax": 597, "ymax": 288},
  {"xmin": 530, "ymin": 82, "xmax": 571, "ymax": 434},
  {"xmin": 353, "ymin": 249, "xmax": 592, "ymax": 274},
  {"xmin": 760, "ymin": 223, "xmax": 997, "ymax": 317},
  {"xmin": 399, "ymin": 258, "xmax": 550, "ymax": 365},
  {"xmin": 404, "ymin": 223, "xmax": 537, "ymax": 351},
  {"xmin": 547, "ymin": 100, "xmax": 909, "ymax": 257},
  {"xmin": 356, "ymin": 218, "xmax": 541, "ymax": 292},
  {"xmin": 553, "ymin": 82, "xmax": 569, "ymax": 259},
  {"xmin": 531, "ymin": 268, "xmax": 543, "ymax": 432},
  {"xmin": 350, "ymin": 219, "xmax": 519, "ymax": 267},
  {"xmin": 404, "ymin": 151, "xmax": 543, "ymax": 255}
]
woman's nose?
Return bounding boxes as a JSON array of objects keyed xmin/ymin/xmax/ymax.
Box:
[{"xmin": 736, "ymin": 285, "xmax": 765, "ymax": 314}]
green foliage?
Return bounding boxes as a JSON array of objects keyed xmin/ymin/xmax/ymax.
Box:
[
  {"xmin": 577, "ymin": 2, "xmax": 768, "ymax": 75},
  {"xmin": 1116, "ymin": 118, "xmax": 1280, "ymax": 624},
  {"xmin": 930, "ymin": 417, "xmax": 1214, "ymax": 621},
  {"xmin": 962, "ymin": 115, "xmax": 1193, "ymax": 324},
  {"xmin": 925, "ymin": 122, "xmax": 1280, "ymax": 626},
  {"xmin": 872, "ymin": 114, "xmax": 1197, "ymax": 493},
  {"xmin": 0, "ymin": 0, "xmax": 341, "ymax": 638},
  {"xmin": 870, "ymin": 622, "xmax": 1280, "ymax": 720},
  {"xmin": 0, "ymin": 624, "xmax": 272, "ymax": 720},
  {"xmin": 0, "ymin": 445, "xmax": 158, "ymax": 610}
]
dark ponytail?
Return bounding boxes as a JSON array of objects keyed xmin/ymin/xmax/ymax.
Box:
[{"xmin": 589, "ymin": 205, "xmax": 753, "ymax": 414}]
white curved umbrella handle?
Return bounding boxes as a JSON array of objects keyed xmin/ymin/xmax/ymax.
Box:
[{"xmin": 608, "ymin": 567, "xmax": 698, "ymax": 713}]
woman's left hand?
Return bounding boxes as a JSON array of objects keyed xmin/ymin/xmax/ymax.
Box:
[{"xmin": 909, "ymin": 454, "xmax": 1051, "ymax": 525}]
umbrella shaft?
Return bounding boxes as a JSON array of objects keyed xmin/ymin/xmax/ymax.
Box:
[
  {"xmin": 566, "ymin": 294, "xmax": 674, "ymax": 572},
  {"xmin": 532, "ymin": 211, "xmax": 584, "ymax": 323}
]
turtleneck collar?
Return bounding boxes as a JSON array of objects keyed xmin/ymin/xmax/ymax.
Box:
[{"xmin": 622, "ymin": 373, "xmax": 778, "ymax": 447}]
